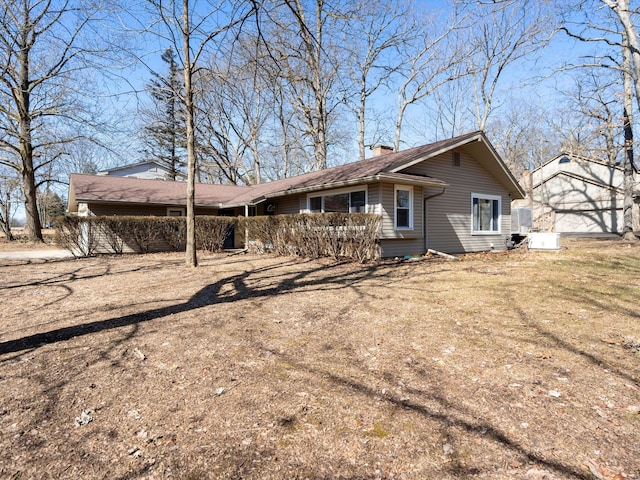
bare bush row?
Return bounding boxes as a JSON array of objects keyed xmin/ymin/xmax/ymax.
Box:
[
  {"xmin": 55, "ymin": 216, "xmax": 234, "ymax": 256},
  {"xmin": 55, "ymin": 213, "xmax": 381, "ymax": 262},
  {"xmin": 239, "ymin": 213, "xmax": 381, "ymax": 263}
]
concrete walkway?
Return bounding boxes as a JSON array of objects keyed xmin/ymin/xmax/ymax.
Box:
[{"xmin": 0, "ymin": 249, "xmax": 75, "ymax": 261}]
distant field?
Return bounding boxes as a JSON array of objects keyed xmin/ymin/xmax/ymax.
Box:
[
  {"xmin": 0, "ymin": 228, "xmax": 57, "ymax": 251},
  {"xmin": 1, "ymin": 238, "xmax": 639, "ymax": 479}
]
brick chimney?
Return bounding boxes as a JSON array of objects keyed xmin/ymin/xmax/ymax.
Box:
[{"xmin": 372, "ymin": 145, "xmax": 394, "ymax": 157}]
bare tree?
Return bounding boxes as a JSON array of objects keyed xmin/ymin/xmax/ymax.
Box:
[
  {"xmin": 0, "ymin": 171, "xmax": 19, "ymax": 239},
  {"xmin": 196, "ymin": 40, "xmax": 271, "ymax": 185},
  {"xmin": 457, "ymin": 0, "xmax": 553, "ymax": 130},
  {"xmin": 487, "ymin": 103, "xmax": 560, "ymax": 178},
  {"xmin": 145, "ymin": 0, "xmax": 255, "ymax": 267},
  {"xmin": 342, "ymin": 0, "xmax": 415, "ymax": 160},
  {"xmin": 430, "ymin": 62, "xmax": 475, "ymax": 139},
  {"xmin": 560, "ymin": 70, "xmax": 621, "ymax": 164},
  {"xmin": 0, "ymin": 0, "xmax": 110, "ymax": 241},
  {"xmin": 558, "ymin": 0, "xmax": 638, "ymax": 239},
  {"xmin": 261, "ymin": 0, "xmax": 351, "ymax": 171},
  {"xmin": 600, "ymin": 0, "xmax": 640, "ymax": 113},
  {"xmin": 621, "ymin": 28, "xmax": 636, "ymax": 240},
  {"xmin": 262, "ymin": 70, "xmax": 310, "ymax": 180},
  {"xmin": 393, "ymin": 11, "xmax": 466, "ymax": 150}
]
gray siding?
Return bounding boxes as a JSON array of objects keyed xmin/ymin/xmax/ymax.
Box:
[
  {"xmin": 86, "ymin": 203, "xmax": 220, "ymax": 217},
  {"xmin": 377, "ymin": 182, "xmax": 425, "ymax": 258},
  {"xmin": 378, "ymin": 183, "xmax": 423, "ymax": 239},
  {"xmin": 367, "ymin": 184, "xmax": 381, "ymax": 214},
  {"xmin": 403, "ymin": 152, "xmax": 511, "ymax": 254},
  {"xmin": 271, "ymin": 194, "xmax": 303, "ymax": 215},
  {"xmin": 379, "ymin": 238, "xmax": 425, "ymax": 258}
]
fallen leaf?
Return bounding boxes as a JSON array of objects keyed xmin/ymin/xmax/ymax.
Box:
[{"xmin": 585, "ymin": 459, "xmax": 613, "ymax": 480}]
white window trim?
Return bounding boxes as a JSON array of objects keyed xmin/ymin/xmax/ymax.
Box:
[
  {"xmin": 394, "ymin": 185, "xmax": 413, "ymax": 230},
  {"xmin": 471, "ymin": 192, "xmax": 502, "ymax": 235},
  {"xmin": 305, "ymin": 185, "xmax": 368, "ymax": 213},
  {"xmin": 167, "ymin": 207, "xmax": 186, "ymax": 216}
]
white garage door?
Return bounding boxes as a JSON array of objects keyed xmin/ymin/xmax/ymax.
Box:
[{"xmin": 555, "ymin": 210, "xmax": 623, "ymax": 233}]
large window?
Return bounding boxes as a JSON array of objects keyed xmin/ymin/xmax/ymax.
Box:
[
  {"xmin": 472, "ymin": 193, "xmax": 501, "ymax": 233},
  {"xmin": 308, "ymin": 188, "xmax": 367, "ymax": 213},
  {"xmin": 394, "ymin": 186, "xmax": 413, "ymax": 229}
]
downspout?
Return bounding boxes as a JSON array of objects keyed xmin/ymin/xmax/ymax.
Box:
[{"xmin": 423, "ymin": 189, "xmax": 447, "ymax": 253}]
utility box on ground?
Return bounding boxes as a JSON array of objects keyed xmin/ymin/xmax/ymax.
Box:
[{"xmin": 527, "ymin": 232, "xmax": 561, "ymax": 250}]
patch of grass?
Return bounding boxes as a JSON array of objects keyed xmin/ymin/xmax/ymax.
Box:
[{"xmin": 367, "ymin": 422, "xmax": 390, "ymax": 438}]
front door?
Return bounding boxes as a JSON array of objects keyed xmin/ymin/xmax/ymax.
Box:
[{"xmin": 218, "ymin": 209, "xmax": 235, "ymax": 249}]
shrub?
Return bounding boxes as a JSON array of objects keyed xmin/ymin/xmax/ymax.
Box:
[
  {"xmin": 195, "ymin": 216, "xmax": 235, "ymax": 252},
  {"xmin": 55, "ymin": 215, "xmax": 98, "ymax": 256},
  {"xmin": 55, "ymin": 215, "xmax": 236, "ymax": 256},
  {"xmin": 239, "ymin": 213, "xmax": 381, "ymax": 263}
]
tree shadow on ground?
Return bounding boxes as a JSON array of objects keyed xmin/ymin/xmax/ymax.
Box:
[
  {"xmin": 505, "ymin": 288, "xmax": 640, "ymax": 386},
  {"xmin": 0, "ymin": 258, "xmax": 404, "ymax": 357},
  {"xmin": 262, "ymin": 347, "xmax": 592, "ymax": 480}
]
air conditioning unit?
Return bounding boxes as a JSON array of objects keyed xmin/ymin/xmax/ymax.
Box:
[
  {"xmin": 527, "ymin": 232, "xmax": 561, "ymax": 250},
  {"xmin": 511, "ymin": 207, "xmax": 533, "ymax": 234}
]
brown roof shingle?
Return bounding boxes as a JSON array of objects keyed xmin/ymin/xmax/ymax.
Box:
[
  {"xmin": 70, "ymin": 174, "xmax": 247, "ymax": 207},
  {"xmin": 69, "ymin": 130, "xmax": 524, "ymax": 210}
]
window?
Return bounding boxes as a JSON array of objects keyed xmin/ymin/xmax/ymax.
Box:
[
  {"xmin": 350, "ymin": 190, "xmax": 366, "ymax": 212},
  {"xmin": 307, "ymin": 188, "xmax": 367, "ymax": 213},
  {"xmin": 309, "ymin": 196, "xmax": 322, "ymax": 212},
  {"xmin": 324, "ymin": 193, "xmax": 349, "ymax": 212},
  {"xmin": 167, "ymin": 207, "xmax": 185, "ymax": 216},
  {"xmin": 395, "ymin": 186, "xmax": 413, "ymax": 229},
  {"xmin": 471, "ymin": 193, "xmax": 501, "ymax": 234}
]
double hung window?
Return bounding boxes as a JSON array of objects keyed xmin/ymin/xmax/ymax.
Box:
[
  {"xmin": 394, "ymin": 186, "xmax": 413, "ymax": 229},
  {"xmin": 471, "ymin": 193, "xmax": 501, "ymax": 233}
]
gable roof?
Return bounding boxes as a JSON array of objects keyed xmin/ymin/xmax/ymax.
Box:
[
  {"xmin": 99, "ymin": 160, "xmax": 169, "ymax": 175},
  {"xmin": 226, "ymin": 130, "xmax": 524, "ymax": 205},
  {"xmin": 533, "ymin": 169, "xmax": 624, "ymax": 192},
  {"xmin": 68, "ymin": 174, "xmax": 246, "ymax": 211},
  {"xmin": 68, "ymin": 130, "xmax": 524, "ymax": 211},
  {"xmin": 533, "ymin": 152, "xmax": 639, "ymax": 174}
]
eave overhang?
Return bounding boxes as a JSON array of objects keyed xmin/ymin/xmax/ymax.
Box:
[{"xmin": 223, "ymin": 173, "xmax": 449, "ymax": 208}]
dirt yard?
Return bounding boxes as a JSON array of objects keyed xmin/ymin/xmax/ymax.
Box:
[
  {"xmin": 1, "ymin": 239, "xmax": 639, "ymax": 479},
  {"xmin": 0, "ymin": 229, "xmax": 58, "ymax": 252}
]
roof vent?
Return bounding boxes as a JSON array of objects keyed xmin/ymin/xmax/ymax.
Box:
[{"xmin": 372, "ymin": 145, "xmax": 394, "ymax": 157}]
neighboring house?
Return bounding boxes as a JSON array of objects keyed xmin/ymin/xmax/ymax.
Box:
[
  {"xmin": 513, "ymin": 153, "xmax": 640, "ymax": 234},
  {"xmin": 98, "ymin": 161, "xmax": 186, "ymax": 181},
  {"xmin": 68, "ymin": 130, "xmax": 525, "ymax": 257}
]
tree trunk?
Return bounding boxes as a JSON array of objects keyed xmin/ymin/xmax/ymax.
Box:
[
  {"xmin": 622, "ymin": 107, "xmax": 635, "ymax": 241},
  {"xmin": 605, "ymin": 0, "xmax": 640, "ymax": 114},
  {"xmin": 622, "ymin": 30, "xmax": 636, "ymax": 241},
  {"xmin": 394, "ymin": 99, "xmax": 408, "ymax": 152},
  {"xmin": 313, "ymin": 0, "xmax": 327, "ymax": 171},
  {"xmin": 358, "ymin": 89, "xmax": 366, "ymax": 161},
  {"xmin": 0, "ymin": 190, "xmax": 14, "ymax": 240},
  {"xmin": 17, "ymin": 14, "xmax": 43, "ymax": 242},
  {"xmin": 183, "ymin": 0, "xmax": 198, "ymax": 267}
]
